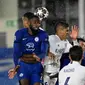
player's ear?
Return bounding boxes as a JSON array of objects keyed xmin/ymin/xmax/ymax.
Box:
[{"xmin": 82, "ymin": 55, "xmax": 84, "ymax": 60}]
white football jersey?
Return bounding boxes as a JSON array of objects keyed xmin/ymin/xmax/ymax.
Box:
[
  {"xmin": 59, "ymin": 61, "xmax": 85, "ymax": 85},
  {"xmin": 44, "ymin": 35, "xmax": 72, "ymax": 73}
]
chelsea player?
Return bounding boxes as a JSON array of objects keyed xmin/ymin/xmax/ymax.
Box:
[{"xmin": 8, "ymin": 12, "xmax": 48, "ymax": 85}]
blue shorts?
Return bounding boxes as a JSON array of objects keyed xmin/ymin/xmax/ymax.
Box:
[{"xmin": 17, "ymin": 61, "xmax": 43, "ymax": 85}]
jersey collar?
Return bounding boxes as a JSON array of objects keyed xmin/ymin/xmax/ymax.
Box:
[{"xmin": 70, "ymin": 61, "xmax": 80, "ymax": 66}]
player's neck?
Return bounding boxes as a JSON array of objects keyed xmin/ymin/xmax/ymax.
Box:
[
  {"xmin": 27, "ymin": 28, "xmax": 33, "ymax": 35},
  {"xmin": 55, "ymin": 33, "xmax": 66, "ymax": 40},
  {"xmin": 71, "ymin": 60, "xmax": 81, "ymax": 64}
]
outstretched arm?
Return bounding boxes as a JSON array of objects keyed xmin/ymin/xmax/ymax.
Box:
[
  {"xmin": 69, "ymin": 25, "xmax": 79, "ymax": 45},
  {"xmin": 8, "ymin": 30, "xmax": 22, "ymax": 79}
]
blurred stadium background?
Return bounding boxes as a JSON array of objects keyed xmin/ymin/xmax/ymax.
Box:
[{"xmin": 0, "ymin": 0, "xmax": 85, "ymax": 85}]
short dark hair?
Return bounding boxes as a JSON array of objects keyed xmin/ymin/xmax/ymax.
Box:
[
  {"xmin": 77, "ymin": 38, "xmax": 85, "ymax": 42},
  {"xmin": 54, "ymin": 21, "xmax": 69, "ymax": 32},
  {"xmin": 23, "ymin": 12, "xmax": 34, "ymax": 19},
  {"xmin": 69, "ymin": 46, "xmax": 83, "ymax": 61},
  {"xmin": 23, "ymin": 12, "xmax": 40, "ymax": 22},
  {"xmin": 77, "ymin": 36, "xmax": 85, "ymax": 42},
  {"xmin": 31, "ymin": 15, "xmax": 40, "ymax": 22}
]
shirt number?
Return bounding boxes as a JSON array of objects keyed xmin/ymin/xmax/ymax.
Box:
[{"xmin": 64, "ymin": 77, "xmax": 70, "ymax": 85}]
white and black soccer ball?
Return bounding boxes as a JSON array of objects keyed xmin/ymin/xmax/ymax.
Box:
[{"xmin": 34, "ymin": 7, "xmax": 49, "ymax": 21}]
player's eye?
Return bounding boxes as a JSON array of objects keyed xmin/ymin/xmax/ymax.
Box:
[
  {"xmin": 66, "ymin": 29, "xmax": 69, "ymax": 32},
  {"xmin": 83, "ymin": 44, "xmax": 85, "ymax": 48}
]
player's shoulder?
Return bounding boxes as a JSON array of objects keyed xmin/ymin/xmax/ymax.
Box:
[
  {"xmin": 60, "ymin": 63, "xmax": 85, "ymax": 72},
  {"xmin": 39, "ymin": 29, "xmax": 48, "ymax": 37},
  {"xmin": 14, "ymin": 28, "xmax": 26, "ymax": 40},
  {"xmin": 59, "ymin": 64, "xmax": 70, "ymax": 74},
  {"xmin": 15, "ymin": 28, "xmax": 26, "ymax": 34},
  {"xmin": 38, "ymin": 30, "xmax": 48, "ymax": 41},
  {"xmin": 49, "ymin": 34, "xmax": 55, "ymax": 38},
  {"xmin": 49, "ymin": 35, "xmax": 55, "ymax": 39},
  {"xmin": 76, "ymin": 65, "xmax": 85, "ymax": 75},
  {"xmin": 79, "ymin": 65, "xmax": 85, "ymax": 71},
  {"xmin": 49, "ymin": 35, "xmax": 59, "ymax": 41}
]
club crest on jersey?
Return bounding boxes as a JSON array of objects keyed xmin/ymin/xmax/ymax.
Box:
[
  {"xmin": 19, "ymin": 73, "xmax": 24, "ymax": 77},
  {"xmin": 34, "ymin": 37, "xmax": 39, "ymax": 42}
]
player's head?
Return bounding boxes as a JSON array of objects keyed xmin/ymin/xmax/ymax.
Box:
[
  {"xmin": 22, "ymin": 12, "xmax": 34, "ymax": 28},
  {"xmin": 54, "ymin": 21, "xmax": 69, "ymax": 40},
  {"xmin": 69, "ymin": 46, "xmax": 83, "ymax": 62},
  {"xmin": 29, "ymin": 15, "xmax": 40, "ymax": 35},
  {"xmin": 77, "ymin": 37, "xmax": 85, "ymax": 51},
  {"xmin": 30, "ymin": 15, "xmax": 40, "ymax": 28}
]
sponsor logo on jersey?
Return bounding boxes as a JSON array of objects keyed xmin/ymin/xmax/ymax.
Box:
[
  {"xmin": 22, "ymin": 38, "xmax": 27, "ymax": 40},
  {"xmin": 26, "ymin": 43, "xmax": 34, "ymax": 48},
  {"xmin": 54, "ymin": 42, "xmax": 67, "ymax": 55},
  {"xmin": 55, "ymin": 48, "xmax": 65, "ymax": 55},
  {"xmin": 26, "ymin": 42, "xmax": 35, "ymax": 51}
]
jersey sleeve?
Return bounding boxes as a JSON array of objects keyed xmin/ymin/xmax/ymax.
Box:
[
  {"xmin": 13, "ymin": 30, "xmax": 23, "ymax": 66},
  {"xmin": 37, "ymin": 32, "xmax": 49, "ymax": 59},
  {"xmin": 48, "ymin": 35, "xmax": 56, "ymax": 54},
  {"xmin": 64, "ymin": 40, "xmax": 72, "ymax": 53}
]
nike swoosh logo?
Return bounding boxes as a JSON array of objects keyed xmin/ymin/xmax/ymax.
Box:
[{"xmin": 22, "ymin": 38, "xmax": 27, "ymax": 40}]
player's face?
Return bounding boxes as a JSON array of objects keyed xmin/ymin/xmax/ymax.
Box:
[
  {"xmin": 79, "ymin": 41, "xmax": 85, "ymax": 51},
  {"xmin": 56, "ymin": 25, "xmax": 69, "ymax": 40},
  {"xmin": 22, "ymin": 17, "xmax": 30, "ymax": 28},
  {"xmin": 30, "ymin": 17, "xmax": 40, "ymax": 30}
]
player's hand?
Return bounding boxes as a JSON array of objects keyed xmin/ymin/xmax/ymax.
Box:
[
  {"xmin": 48, "ymin": 52, "xmax": 56, "ymax": 60},
  {"xmin": 80, "ymin": 41, "xmax": 85, "ymax": 51},
  {"xmin": 69, "ymin": 25, "xmax": 79, "ymax": 40},
  {"xmin": 33, "ymin": 53, "xmax": 40, "ymax": 62},
  {"xmin": 8, "ymin": 68, "xmax": 17, "ymax": 79},
  {"xmin": 8, "ymin": 65, "xmax": 20, "ymax": 79}
]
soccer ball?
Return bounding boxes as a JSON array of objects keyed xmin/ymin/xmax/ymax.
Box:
[{"xmin": 34, "ymin": 7, "xmax": 49, "ymax": 21}]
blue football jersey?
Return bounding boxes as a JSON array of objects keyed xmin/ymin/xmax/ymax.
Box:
[{"xmin": 13, "ymin": 28, "xmax": 48, "ymax": 66}]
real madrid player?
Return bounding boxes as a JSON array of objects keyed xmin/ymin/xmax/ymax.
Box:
[
  {"xmin": 43, "ymin": 21, "xmax": 78, "ymax": 85},
  {"xmin": 59, "ymin": 46, "xmax": 85, "ymax": 85},
  {"xmin": 8, "ymin": 12, "xmax": 49, "ymax": 85}
]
